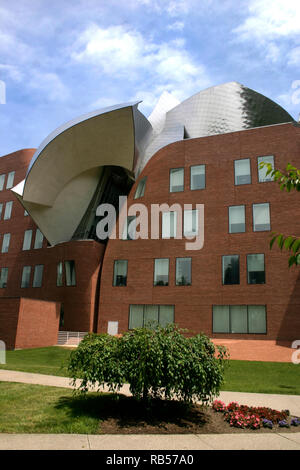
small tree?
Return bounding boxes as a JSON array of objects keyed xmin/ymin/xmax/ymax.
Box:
[
  {"xmin": 260, "ymin": 162, "xmax": 300, "ymax": 266},
  {"xmin": 68, "ymin": 324, "xmax": 228, "ymax": 404}
]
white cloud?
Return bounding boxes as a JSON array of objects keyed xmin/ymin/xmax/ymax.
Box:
[
  {"xmin": 167, "ymin": 21, "xmax": 185, "ymax": 32},
  {"xmin": 28, "ymin": 72, "xmax": 70, "ymax": 102},
  {"xmin": 288, "ymin": 47, "xmax": 300, "ymax": 66}
]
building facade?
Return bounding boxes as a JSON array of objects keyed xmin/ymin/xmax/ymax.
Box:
[{"xmin": 0, "ymin": 82, "xmax": 299, "ymax": 350}]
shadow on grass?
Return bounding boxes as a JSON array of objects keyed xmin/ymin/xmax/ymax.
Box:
[{"xmin": 55, "ymin": 393, "xmax": 207, "ymax": 430}]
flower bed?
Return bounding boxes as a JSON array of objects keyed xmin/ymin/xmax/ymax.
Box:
[{"xmin": 212, "ymin": 400, "xmax": 300, "ymax": 430}]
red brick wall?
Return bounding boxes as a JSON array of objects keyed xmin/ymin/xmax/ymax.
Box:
[
  {"xmin": 0, "ymin": 298, "xmax": 20, "ymax": 349},
  {"xmin": 98, "ymin": 123, "xmax": 300, "ymax": 342}
]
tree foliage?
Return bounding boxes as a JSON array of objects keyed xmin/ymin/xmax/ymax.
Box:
[
  {"xmin": 260, "ymin": 162, "xmax": 300, "ymax": 266},
  {"xmin": 68, "ymin": 324, "xmax": 229, "ymax": 404}
]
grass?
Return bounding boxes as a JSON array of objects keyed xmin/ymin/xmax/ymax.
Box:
[{"xmin": 0, "ymin": 346, "xmax": 300, "ymax": 395}]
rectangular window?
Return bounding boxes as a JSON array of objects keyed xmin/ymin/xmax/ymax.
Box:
[
  {"xmin": 6, "ymin": 171, "xmax": 15, "ymax": 189},
  {"xmin": 213, "ymin": 305, "xmax": 266, "ymax": 334},
  {"xmin": 65, "ymin": 260, "xmax": 76, "ymax": 286},
  {"xmin": 0, "ymin": 267, "xmax": 8, "ymax": 288},
  {"xmin": 21, "ymin": 266, "xmax": 31, "ymax": 288},
  {"xmin": 222, "ymin": 255, "xmax": 240, "ymax": 285},
  {"xmin": 258, "ymin": 156, "xmax": 274, "ymax": 182},
  {"xmin": 57, "ymin": 261, "xmax": 63, "ymax": 287},
  {"xmin": 22, "ymin": 229, "xmax": 32, "ymax": 250},
  {"xmin": 134, "ymin": 177, "xmax": 147, "ymax": 199},
  {"xmin": 247, "ymin": 254, "xmax": 265, "ymax": 284},
  {"xmin": 190, "ymin": 165, "xmax": 205, "ymax": 190},
  {"xmin": 113, "ymin": 260, "xmax": 128, "ymax": 286},
  {"xmin": 184, "ymin": 209, "xmax": 198, "ymax": 237},
  {"xmin": 33, "ymin": 265, "xmax": 44, "ymax": 288},
  {"xmin": 253, "ymin": 203, "xmax": 270, "ymax": 231},
  {"xmin": 122, "ymin": 215, "xmax": 136, "ymax": 240},
  {"xmin": 0, "ymin": 174, "xmax": 5, "ymax": 191},
  {"xmin": 1, "ymin": 233, "xmax": 10, "ymax": 253},
  {"xmin": 229, "ymin": 205, "xmax": 245, "ymax": 233},
  {"xmin": 170, "ymin": 168, "xmax": 184, "ymax": 192},
  {"xmin": 0, "ymin": 203, "xmax": 3, "ymax": 220},
  {"xmin": 3, "ymin": 201, "xmax": 13, "ymax": 220},
  {"xmin": 154, "ymin": 258, "xmax": 169, "ymax": 286},
  {"xmin": 162, "ymin": 211, "xmax": 177, "ymax": 238},
  {"xmin": 234, "ymin": 159, "xmax": 251, "ymax": 185},
  {"xmin": 34, "ymin": 229, "xmax": 44, "ymax": 249},
  {"xmin": 24, "ymin": 210, "xmax": 28, "ymax": 216},
  {"xmin": 176, "ymin": 257, "xmax": 192, "ymax": 285},
  {"xmin": 129, "ymin": 304, "xmax": 174, "ymax": 329}
]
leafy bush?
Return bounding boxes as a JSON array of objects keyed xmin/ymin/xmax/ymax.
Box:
[{"xmin": 68, "ymin": 324, "xmax": 228, "ymax": 403}]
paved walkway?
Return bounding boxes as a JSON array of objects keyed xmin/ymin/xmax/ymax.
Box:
[{"xmin": 1, "ymin": 369, "xmax": 300, "ymax": 450}]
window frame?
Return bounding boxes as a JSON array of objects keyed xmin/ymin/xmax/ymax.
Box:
[
  {"xmin": 222, "ymin": 254, "xmax": 240, "ymax": 285},
  {"xmin": 212, "ymin": 304, "xmax": 267, "ymax": 334},
  {"xmin": 252, "ymin": 202, "xmax": 271, "ymax": 232},
  {"xmin": 169, "ymin": 167, "xmax": 184, "ymax": 193},
  {"xmin": 234, "ymin": 158, "xmax": 252, "ymax": 186},
  {"xmin": 246, "ymin": 253, "xmax": 266, "ymax": 285},
  {"xmin": 6, "ymin": 171, "xmax": 15, "ymax": 189},
  {"xmin": 113, "ymin": 259, "xmax": 128, "ymax": 287},
  {"xmin": 21, "ymin": 265, "xmax": 32, "ymax": 288},
  {"xmin": 190, "ymin": 164, "xmax": 206, "ymax": 190},
  {"xmin": 32, "ymin": 264, "xmax": 44, "ymax": 288},
  {"xmin": 257, "ymin": 155, "xmax": 275, "ymax": 183},
  {"xmin": 1, "ymin": 233, "xmax": 11, "ymax": 253},
  {"xmin": 153, "ymin": 258, "xmax": 169, "ymax": 286},
  {"xmin": 228, "ymin": 205, "xmax": 246, "ymax": 234},
  {"xmin": 175, "ymin": 257, "xmax": 192, "ymax": 286}
]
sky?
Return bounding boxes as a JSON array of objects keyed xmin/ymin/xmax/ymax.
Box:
[{"xmin": 0, "ymin": 0, "xmax": 299, "ymax": 156}]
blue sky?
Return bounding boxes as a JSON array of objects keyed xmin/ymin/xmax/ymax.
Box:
[{"xmin": 0, "ymin": 0, "xmax": 299, "ymax": 156}]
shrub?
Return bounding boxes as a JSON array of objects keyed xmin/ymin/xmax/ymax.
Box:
[{"xmin": 68, "ymin": 324, "xmax": 229, "ymax": 403}]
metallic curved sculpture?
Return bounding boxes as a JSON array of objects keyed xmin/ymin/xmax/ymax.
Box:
[{"xmin": 12, "ymin": 82, "xmax": 294, "ymax": 246}]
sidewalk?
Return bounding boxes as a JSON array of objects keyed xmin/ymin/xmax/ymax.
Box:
[{"xmin": 1, "ymin": 369, "xmax": 300, "ymax": 450}]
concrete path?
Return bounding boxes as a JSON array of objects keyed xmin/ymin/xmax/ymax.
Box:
[{"xmin": 1, "ymin": 369, "xmax": 300, "ymax": 450}]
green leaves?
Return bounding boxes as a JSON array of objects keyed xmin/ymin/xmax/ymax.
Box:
[{"xmin": 269, "ymin": 233, "xmax": 300, "ymax": 267}]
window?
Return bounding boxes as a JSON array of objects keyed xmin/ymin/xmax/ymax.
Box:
[
  {"xmin": 190, "ymin": 165, "xmax": 205, "ymax": 190},
  {"xmin": 154, "ymin": 258, "xmax": 169, "ymax": 286},
  {"xmin": 3, "ymin": 201, "xmax": 13, "ymax": 220},
  {"xmin": 33, "ymin": 265, "xmax": 44, "ymax": 288},
  {"xmin": 1, "ymin": 233, "xmax": 10, "ymax": 253},
  {"xmin": 134, "ymin": 177, "xmax": 147, "ymax": 199},
  {"xmin": 234, "ymin": 159, "xmax": 251, "ymax": 185},
  {"xmin": 22, "ymin": 230, "xmax": 32, "ymax": 250},
  {"xmin": 57, "ymin": 262, "xmax": 63, "ymax": 287},
  {"xmin": 34, "ymin": 229, "xmax": 44, "ymax": 249},
  {"xmin": 113, "ymin": 260, "xmax": 128, "ymax": 286},
  {"xmin": 253, "ymin": 203, "xmax": 270, "ymax": 231},
  {"xmin": 24, "ymin": 210, "xmax": 29, "ymax": 216},
  {"xmin": 247, "ymin": 254, "xmax": 265, "ymax": 284},
  {"xmin": 6, "ymin": 171, "xmax": 15, "ymax": 189},
  {"xmin": 162, "ymin": 211, "xmax": 177, "ymax": 238},
  {"xmin": 222, "ymin": 255, "xmax": 239, "ymax": 285},
  {"xmin": 213, "ymin": 305, "xmax": 266, "ymax": 334},
  {"xmin": 0, "ymin": 174, "xmax": 5, "ymax": 191},
  {"xmin": 65, "ymin": 260, "xmax": 76, "ymax": 286},
  {"xmin": 0, "ymin": 203, "xmax": 3, "ymax": 220},
  {"xmin": 229, "ymin": 205, "xmax": 245, "ymax": 233},
  {"xmin": 21, "ymin": 266, "xmax": 31, "ymax": 288},
  {"xmin": 170, "ymin": 168, "xmax": 184, "ymax": 192},
  {"xmin": 122, "ymin": 216, "xmax": 136, "ymax": 240},
  {"xmin": 0, "ymin": 267, "xmax": 8, "ymax": 288},
  {"xmin": 176, "ymin": 257, "xmax": 191, "ymax": 285},
  {"xmin": 258, "ymin": 156, "xmax": 274, "ymax": 182},
  {"xmin": 184, "ymin": 209, "xmax": 198, "ymax": 237},
  {"xmin": 129, "ymin": 304, "xmax": 174, "ymax": 329}
]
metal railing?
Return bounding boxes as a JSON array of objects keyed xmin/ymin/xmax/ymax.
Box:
[{"xmin": 57, "ymin": 331, "xmax": 87, "ymax": 346}]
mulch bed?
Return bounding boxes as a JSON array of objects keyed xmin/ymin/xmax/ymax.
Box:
[{"xmin": 95, "ymin": 395, "xmax": 300, "ymax": 435}]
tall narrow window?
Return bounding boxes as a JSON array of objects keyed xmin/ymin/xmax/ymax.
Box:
[
  {"xmin": 33, "ymin": 265, "xmax": 44, "ymax": 288},
  {"xmin": 6, "ymin": 171, "xmax": 15, "ymax": 189},
  {"xmin": 229, "ymin": 205, "xmax": 245, "ymax": 233},
  {"xmin": 176, "ymin": 257, "xmax": 192, "ymax": 286},
  {"xmin": 0, "ymin": 267, "xmax": 8, "ymax": 288},
  {"xmin": 222, "ymin": 255, "xmax": 240, "ymax": 285},
  {"xmin": 65, "ymin": 260, "xmax": 76, "ymax": 286},
  {"xmin": 190, "ymin": 165, "xmax": 205, "ymax": 190},
  {"xmin": 0, "ymin": 203, "xmax": 3, "ymax": 220},
  {"xmin": 159, "ymin": 305, "xmax": 174, "ymax": 327},
  {"xmin": 213, "ymin": 305, "xmax": 230, "ymax": 333},
  {"xmin": 162, "ymin": 211, "xmax": 177, "ymax": 238},
  {"xmin": 122, "ymin": 216, "xmax": 136, "ymax": 240},
  {"xmin": 144, "ymin": 305, "xmax": 159, "ymax": 328},
  {"xmin": 3, "ymin": 201, "xmax": 13, "ymax": 220},
  {"xmin": 113, "ymin": 260, "xmax": 128, "ymax": 286},
  {"xmin": 22, "ymin": 230, "xmax": 32, "ymax": 250},
  {"xmin": 1, "ymin": 233, "xmax": 10, "ymax": 253},
  {"xmin": 0, "ymin": 174, "xmax": 5, "ymax": 191},
  {"xmin": 21, "ymin": 266, "xmax": 31, "ymax": 288},
  {"xmin": 154, "ymin": 258, "xmax": 169, "ymax": 286},
  {"xmin": 234, "ymin": 159, "xmax": 251, "ymax": 185},
  {"xmin": 253, "ymin": 203, "xmax": 270, "ymax": 231},
  {"xmin": 24, "ymin": 210, "xmax": 29, "ymax": 216},
  {"xmin": 170, "ymin": 168, "xmax": 184, "ymax": 192},
  {"xmin": 57, "ymin": 261, "xmax": 63, "ymax": 287},
  {"xmin": 248, "ymin": 305, "xmax": 267, "ymax": 334},
  {"xmin": 230, "ymin": 305, "xmax": 248, "ymax": 333},
  {"xmin": 134, "ymin": 177, "xmax": 147, "ymax": 199},
  {"xmin": 247, "ymin": 254, "xmax": 265, "ymax": 284},
  {"xmin": 184, "ymin": 209, "xmax": 198, "ymax": 237},
  {"xmin": 34, "ymin": 229, "xmax": 44, "ymax": 249},
  {"xmin": 129, "ymin": 305, "xmax": 144, "ymax": 329},
  {"xmin": 258, "ymin": 156, "xmax": 274, "ymax": 182}
]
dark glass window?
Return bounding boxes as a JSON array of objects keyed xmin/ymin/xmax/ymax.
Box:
[
  {"xmin": 0, "ymin": 267, "xmax": 8, "ymax": 288},
  {"xmin": 65, "ymin": 260, "xmax": 76, "ymax": 286},
  {"xmin": 176, "ymin": 258, "xmax": 192, "ymax": 285},
  {"xmin": 33, "ymin": 265, "xmax": 44, "ymax": 288},
  {"xmin": 134, "ymin": 177, "xmax": 147, "ymax": 199},
  {"xmin": 247, "ymin": 254, "xmax": 265, "ymax": 284},
  {"xmin": 113, "ymin": 260, "xmax": 128, "ymax": 286},
  {"xmin": 222, "ymin": 255, "xmax": 240, "ymax": 285},
  {"xmin": 21, "ymin": 266, "xmax": 31, "ymax": 288}
]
